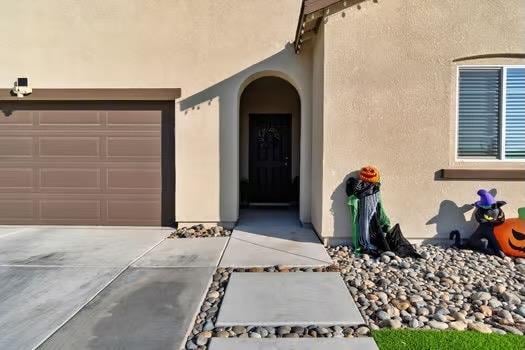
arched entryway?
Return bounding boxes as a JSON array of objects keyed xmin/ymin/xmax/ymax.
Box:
[{"xmin": 239, "ymin": 76, "xmax": 301, "ymax": 208}]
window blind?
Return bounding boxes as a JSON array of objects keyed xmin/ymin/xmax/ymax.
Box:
[
  {"xmin": 458, "ymin": 69, "xmax": 501, "ymax": 158},
  {"xmin": 505, "ymin": 68, "xmax": 525, "ymax": 159}
]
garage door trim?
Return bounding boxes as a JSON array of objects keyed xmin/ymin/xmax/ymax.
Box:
[{"xmin": 0, "ymin": 88, "xmax": 181, "ymax": 101}]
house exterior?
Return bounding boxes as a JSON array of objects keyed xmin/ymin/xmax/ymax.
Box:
[{"xmin": 0, "ymin": 0, "xmax": 523, "ymax": 244}]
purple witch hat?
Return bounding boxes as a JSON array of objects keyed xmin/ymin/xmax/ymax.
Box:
[{"xmin": 474, "ymin": 189, "xmax": 496, "ymax": 208}]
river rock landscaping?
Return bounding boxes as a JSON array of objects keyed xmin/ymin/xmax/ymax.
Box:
[
  {"xmin": 328, "ymin": 244, "xmax": 525, "ymax": 335},
  {"xmin": 184, "ymin": 244, "xmax": 525, "ymax": 349},
  {"xmin": 169, "ymin": 225, "xmax": 231, "ymax": 239},
  {"xmin": 185, "ymin": 268, "xmax": 371, "ymax": 350}
]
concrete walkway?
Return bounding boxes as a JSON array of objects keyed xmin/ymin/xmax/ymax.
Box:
[
  {"xmin": 209, "ymin": 338, "xmax": 379, "ymax": 350},
  {"xmin": 0, "ymin": 213, "xmax": 376, "ymax": 350},
  {"xmin": 220, "ymin": 209, "xmax": 332, "ymax": 267},
  {"xmin": 0, "ymin": 226, "xmax": 225, "ymax": 350},
  {"xmin": 216, "ymin": 272, "xmax": 364, "ymax": 326},
  {"xmin": 214, "ymin": 209, "xmax": 377, "ymax": 350}
]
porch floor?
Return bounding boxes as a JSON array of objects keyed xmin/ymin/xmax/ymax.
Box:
[{"xmin": 219, "ymin": 208, "xmax": 332, "ymax": 268}]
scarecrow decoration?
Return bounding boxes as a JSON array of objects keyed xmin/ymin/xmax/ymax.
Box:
[
  {"xmin": 450, "ymin": 189, "xmax": 507, "ymax": 257},
  {"xmin": 346, "ymin": 166, "xmax": 421, "ymax": 258}
]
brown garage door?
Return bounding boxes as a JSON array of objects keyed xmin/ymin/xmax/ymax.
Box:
[{"xmin": 0, "ymin": 101, "xmax": 174, "ymax": 226}]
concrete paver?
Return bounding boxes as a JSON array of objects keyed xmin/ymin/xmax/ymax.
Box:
[
  {"xmin": 0, "ymin": 221, "xmax": 375, "ymax": 350},
  {"xmin": 0, "ymin": 266, "xmax": 120, "ymax": 350},
  {"xmin": 0, "ymin": 227, "xmax": 169, "ymax": 267},
  {"xmin": 133, "ymin": 237, "xmax": 229, "ymax": 268},
  {"xmin": 216, "ymin": 272, "xmax": 365, "ymax": 326},
  {"xmin": 0, "ymin": 226, "xmax": 178, "ymax": 349},
  {"xmin": 39, "ymin": 267, "xmax": 215, "ymax": 350},
  {"xmin": 0, "ymin": 226, "xmax": 32, "ymax": 238},
  {"xmin": 219, "ymin": 209, "xmax": 332, "ymax": 268},
  {"xmin": 209, "ymin": 338, "xmax": 379, "ymax": 350}
]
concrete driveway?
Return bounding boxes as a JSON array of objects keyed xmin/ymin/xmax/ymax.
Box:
[{"xmin": 0, "ymin": 226, "xmax": 227, "ymax": 350}]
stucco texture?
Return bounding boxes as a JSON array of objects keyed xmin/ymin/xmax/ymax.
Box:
[
  {"xmin": 2, "ymin": 0, "xmax": 524, "ymax": 242},
  {"xmin": 0, "ymin": 0, "xmax": 311, "ymax": 225},
  {"xmin": 311, "ymin": 24, "xmax": 326, "ymax": 236},
  {"xmin": 317, "ymin": 0, "xmax": 525, "ymax": 243}
]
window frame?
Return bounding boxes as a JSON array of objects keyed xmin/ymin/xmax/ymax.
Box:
[{"xmin": 455, "ymin": 65, "xmax": 525, "ymax": 162}]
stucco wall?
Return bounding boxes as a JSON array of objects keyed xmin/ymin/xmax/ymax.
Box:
[
  {"xmin": 0, "ymin": 0, "xmax": 312, "ymax": 225},
  {"xmin": 311, "ymin": 26, "xmax": 326, "ymax": 235},
  {"xmin": 320, "ymin": 0, "xmax": 525, "ymax": 243},
  {"xmin": 240, "ymin": 77, "xmax": 301, "ymax": 182}
]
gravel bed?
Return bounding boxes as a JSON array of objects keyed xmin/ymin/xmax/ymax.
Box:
[
  {"xmin": 169, "ymin": 225, "xmax": 231, "ymax": 239},
  {"xmin": 328, "ymin": 245, "xmax": 525, "ymax": 335},
  {"xmin": 185, "ymin": 268, "xmax": 371, "ymax": 350}
]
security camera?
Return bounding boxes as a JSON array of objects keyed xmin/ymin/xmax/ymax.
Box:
[{"xmin": 11, "ymin": 78, "xmax": 32, "ymax": 98}]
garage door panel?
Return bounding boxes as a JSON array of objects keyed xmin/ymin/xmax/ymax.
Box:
[
  {"xmin": 0, "ymin": 101, "xmax": 172, "ymax": 225},
  {"xmin": 39, "ymin": 168, "xmax": 101, "ymax": 191},
  {"xmin": 38, "ymin": 111, "xmax": 102, "ymax": 126},
  {"xmin": 107, "ymin": 200, "xmax": 161, "ymax": 223},
  {"xmin": 106, "ymin": 137, "xmax": 160, "ymax": 159},
  {"xmin": 0, "ymin": 200, "xmax": 34, "ymax": 220},
  {"xmin": 0, "ymin": 111, "xmax": 33, "ymax": 125},
  {"xmin": 107, "ymin": 169, "xmax": 160, "ymax": 191},
  {"xmin": 107, "ymin": 110, "xmax": 161, "ymax": 128},
  {"xmin": 0, "ymin": 168, "xmax": 33, "ymax": 190},
  {"xmin": 39, "ymin": 137, "xmax": 100, "ymax": 158},
  {"xmin": 40, "ymin": 200, "xmax": 101, "ymax": 220},
  {"xmin": 0, "ymin": 137, "xmax": 33, "ymax": 158}
]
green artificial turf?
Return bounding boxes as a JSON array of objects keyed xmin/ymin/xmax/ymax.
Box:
[{"xmin": 372, "ymin": 329, "xmax": 525, "ymax": 350}]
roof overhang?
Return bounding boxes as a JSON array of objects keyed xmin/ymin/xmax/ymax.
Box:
[{"xmin": 294, "ymin": 0, "xmax": 343, "ymax": 53}]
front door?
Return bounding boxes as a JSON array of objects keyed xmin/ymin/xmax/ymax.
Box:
[{"xmin": 249, "ymin": 114, "xmax": 292, "ymax": 204}]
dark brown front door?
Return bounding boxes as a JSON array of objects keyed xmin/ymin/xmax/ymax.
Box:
[
  {"xmin": 0, "ymin": 101, "xmax": 175, "ymax": 226},
  {"xmin": 249, "ymin": 114, "xmax": 292, "ymax": 203}
]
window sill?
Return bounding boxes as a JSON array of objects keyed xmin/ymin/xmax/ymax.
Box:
[{"xmin": 439, "ymin": 169, "xmax": 525, "ymax": 181}]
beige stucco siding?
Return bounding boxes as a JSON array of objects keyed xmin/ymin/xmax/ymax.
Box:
[
  {"xmin": 311, "ymin": 26, "xmax": 326, "ymax": 235},
  {"xmin": 0, "ymin": 0, "xmax": 312, "ymax": 225},
  {"xmin": 320, "ymin": 0, "xmax": 525, "ymax": 243},
  {"xmin": 2, "ymin": 0, "xmax": 522, "ymax": 240}
]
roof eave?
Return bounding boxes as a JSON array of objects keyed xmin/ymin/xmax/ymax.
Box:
[{"xmin": 293, "ymin": 0, "xmax": 342, "ymax": 53}]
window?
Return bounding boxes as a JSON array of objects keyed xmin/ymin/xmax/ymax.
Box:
[{"xmin": 457, "ymin": 66, "xmax": 525, "ymax": 160}]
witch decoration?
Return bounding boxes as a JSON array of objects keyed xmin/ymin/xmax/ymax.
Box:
[{"xmin": 346, "ymin": 166, "xmax": 421, "ymax": 258}]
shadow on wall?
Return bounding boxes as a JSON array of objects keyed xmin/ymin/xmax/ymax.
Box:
[
  {"xmin": 178, "ymin": 43, "xmax": 307, "ymax": 223},
  {"xmin": 425, "ymin": 188, "xmax": 499, "ymax": 244},
  {"xmin": 177, "ymin": 0, "xmax": 381, "ymax": 225},
  {"xmin": 330, "ymin": 171, "xmax": 360, "ymax": 241},
  {"xmin": 330, "ymin": 169, "xmax": 502, "ymax": 246},
  {"xmin": 319, "ymin": 0, "xmax": 379, "ymax": 20},
  {"xmin": 426, "ymin": 201, "xmax": 476, "ymax": 239}
]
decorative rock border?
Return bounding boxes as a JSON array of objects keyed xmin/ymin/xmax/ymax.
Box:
[
  {"xmin": 328, "ymin": 244, "xmax": 525, "ymax": 335},
  {"xmin": 185, "ymin": 268, "xmax": 371, "ymax": 350},
  {"xmin": 184, "ymin": 244, "xmax": 525, "ymax": 349},
  {"xmin": 233, "ymin": 265, "xmax": 341, "ymax": 273},
  {"xmin": 169, "ymin": 225, "xmax": 232, "ymax": 239}
]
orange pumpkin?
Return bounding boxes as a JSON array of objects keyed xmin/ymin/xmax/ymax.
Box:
[
  {"xmin": 359, "ymin": 166, "xmax": 380, "ymax": 183},
  {"xmin": 494, "ymin": 217, "xmax": 525, "ymax": 258}
]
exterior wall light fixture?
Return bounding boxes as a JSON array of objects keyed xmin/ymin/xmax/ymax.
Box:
[{"xmin": 11, "ymin": 77, "xmax": 32, "ymax": 98}]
